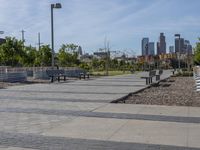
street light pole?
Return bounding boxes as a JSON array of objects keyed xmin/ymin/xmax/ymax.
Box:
[
  {"xmin": 175, "ymin": 34, "xmax": 181, "ymax": 70},
  {"xmin": 50, "ymin": 3, "xmax": 62, "ymax": 69},
  {"xmin": 51, "ymin": 4, "xmax": 54, "ymax": 69}
]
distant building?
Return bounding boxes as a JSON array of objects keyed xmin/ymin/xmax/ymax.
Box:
[
  {"xmin": 187, "ymin": 45, "xmax": 193, "ymax": 54},
  {"xmin": 157, "ymin": 33, "xmax": 166, "ymax": 55},
  {"xmin": 77, "ymin": 46, "xmax": 83, "ymax": 56},
  {"xmin": 0, "ymin": 38, "xmax": 6, "ymax": 45},
  {"xmin": 169, "ymin": 46, "xmax": 174, "ymax": 53},
  {"xmin": 141, "ymin": 38, "xmax": 149, "ymax": 56},
  {"xmin": 93, "ymin": 51, "xmax": 110, "ymax": 59},
  {"xmin": 80, "ymin": 53, "xmax": 93, "ymax": 63},
  {"xmin": 175, "ymin": 38, "xmax": 185, "ymax": 54},
  {"xmin": 148, "ymin": 42, "xmax": 155, "ymax": 55},
  {"xmin": 184, "ymin": 40, "xmax": 193, "ymax": 54}
]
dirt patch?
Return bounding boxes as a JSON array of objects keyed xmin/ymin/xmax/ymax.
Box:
[{"xmin": 119, "ymin": 77, "xmax": 200, "ymax": 107}]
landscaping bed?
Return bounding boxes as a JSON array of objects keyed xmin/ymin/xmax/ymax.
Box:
[{"xmin": 119, "ymin": 77, "xmax": 200, "ymax": 107}]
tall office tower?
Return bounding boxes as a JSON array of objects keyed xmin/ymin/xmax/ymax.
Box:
[
  {"xmin": 184, "ymin": 40, "xmax": 193, "ymax": 54},
  {"xmin": 148, "ymin": 42, "xmax": 155, "ymax": 55},
  {"xmin": 157, "ymin": 33, "xmax": 166, "ymax": 55},
  {"xmin": 175, "ymin": 38, "xmax": 184, "ymax": 54},
  {"xmin": 77, "ymin": 46, "xmax": 83, "ymax": 55},
  {"xmin": 141, "ymin": 38, "xmax": 149, "ymax": 56},
  {"xmin": 187, "ymin": 45, "xmax": 193, "ymax": 54},
  {"xmin": 169, "ymin": 46, "xmax": 174, "ymax": 53}
]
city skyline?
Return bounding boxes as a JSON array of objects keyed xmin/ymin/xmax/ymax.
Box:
[{"xmin": 0, "ymin": 0, "xmax": 200, "ymax": 55}]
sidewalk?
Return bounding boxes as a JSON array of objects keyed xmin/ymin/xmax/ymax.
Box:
[{"xmin": 0, "ymin": 70, "xmax": 199, "ymax": 149}]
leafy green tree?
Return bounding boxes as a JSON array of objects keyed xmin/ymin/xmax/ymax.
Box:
[
  {"xmin": 194, "ymin": 38, "xmax": 200, "ymax": 65},
  {"xmin": 0, "ymin": 37, "xmax": 24, "ymax": 66},
  {"xmin": 21, "ymin": 45, "xmax": 37, "ymax": 67},
  {"xmin": 57, "ymin": 43, "xmax": 80, "ymax": 67},
  {"xmin": 35, "ymin": 45, "xmax": 52, "ymax": 66}
]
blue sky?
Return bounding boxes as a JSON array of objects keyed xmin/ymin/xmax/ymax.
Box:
[{"xmin": 0, "ymin": 0, "xmax": 200, "ymax": 55}]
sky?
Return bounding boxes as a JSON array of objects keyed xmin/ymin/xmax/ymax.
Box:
[{"xmin": 0, "ymin": 0, "xmax": 200, "ymax": 56}]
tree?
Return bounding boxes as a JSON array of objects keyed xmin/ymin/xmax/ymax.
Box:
[
  {"xmin": 194, "ymin": 38, "xmax": 200, "ymax": 65},
  {"xmin": 57, "ymin": 43, "xmax": 80, "ymax": 67},
  {"xmin": 21, "ymin": 45, "xmax": 37, "ymax": 67},
  {"xmin": 35, "ymin": 45, "xmax": 52, "ymax": 66},
  {"xmin": 0, "ymin": 37, "xmax": 24, "ymax": 66}
]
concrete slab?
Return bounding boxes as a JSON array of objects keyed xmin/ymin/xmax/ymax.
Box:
[
  {"xmin": 0, "ymin": 99, "xmax": 106, "ymax": 112},
  {"xmin": 188, "ymin": 123, "xmax": 200, "ymax": 148},
  {"xmin": 94, "ymin": 104, "xmax": 189, "ymax": 117},
  {"xmin": 43, "ymin": 117, "xmax": 127, "ymax": 141},
  {"xmin": 109, "ymin": 120, "xmax": 188, "ymax": 147}
]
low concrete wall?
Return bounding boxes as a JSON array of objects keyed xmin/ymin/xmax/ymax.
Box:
[
  {"xmin": 33, "ymin": 71, "xmax": 49, "ymax": 80},
  {"xmin": 0, "ymin": 72, "xmax": 27, "ymax": 82}
]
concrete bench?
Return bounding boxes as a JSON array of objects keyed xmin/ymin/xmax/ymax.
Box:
[
  {"xmin": 79, "ymin": 72, "xmax": 90, "ymax": 80},
  {"xmin": 141, "ymin": 70, "xmax": 156, "ymax": 85},
  {"xmin": 46, "ymin": 69, "xmax": 67, "ymax": 83},
  {"xmin": 172, "ymin": 69, "xmax": 176, "ymax": 75},
  {"xmin": 156, "ymin": 69, "xmax": 163, "ymax": 81}
]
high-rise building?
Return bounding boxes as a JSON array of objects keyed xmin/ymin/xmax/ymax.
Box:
[
  {"xmin": 169, "ymin": 46, "xmax": 174, "ymax": 53},
  {"xmin": 187, "ymin": 45, "xmax": 193, "ymax": 54},
  {"xmin": 157, "ymin": 33, "xmax": 166, "ymax": 55},
  {"xmin": 77, "ymin": 46, "xmax": 83, "ymax": 55},
  {"xmin": 175, "ymin": 38, "xmax": 184, "ymax": 53},
  {"xmin": 141, "ymin": 38, "xmax": 149, "ymax": 56},
  {"xmin": 148, "ymin": 42, "xmax": 155, "ymax": 55},
  {"xmin": 184, "ymin": 40, "xmax": 193, "ymax": 54}
]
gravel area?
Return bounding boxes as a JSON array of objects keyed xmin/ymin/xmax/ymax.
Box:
[
  {"xmin": 0, "ymin": 78, "xmax": 49, "ymax": 89},
  {"xmin": 121, "ymin": 77, "xmax": 200, "ymax": 107}
]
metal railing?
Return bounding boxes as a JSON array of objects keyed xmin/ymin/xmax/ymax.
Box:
[{"xmin": 194, "ymin": 66, "xmax": 200, "ymax": 92}]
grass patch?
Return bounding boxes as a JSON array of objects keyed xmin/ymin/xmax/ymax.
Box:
[{"xmin": 92, "ymin": 70, "xmax": 132, "ymax": 76}]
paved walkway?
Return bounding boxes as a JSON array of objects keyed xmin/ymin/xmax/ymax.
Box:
[{"xmin": 0, "ymin": 70, "xmax": 200, "ymax": 149}]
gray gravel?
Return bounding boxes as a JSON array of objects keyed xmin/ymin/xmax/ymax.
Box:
[{"xmin": 121, "ymin": 77, "xmax": 200, "ymax": 106}]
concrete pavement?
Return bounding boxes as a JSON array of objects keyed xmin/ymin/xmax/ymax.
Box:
[{"xmin": 0, "ymin": 70, "xmax": 200, "ymax": 149}]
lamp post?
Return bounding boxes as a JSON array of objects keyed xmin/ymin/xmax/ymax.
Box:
[
  {"xmin": 51, "ymin": 3, "xmax": 62, "ymax": 69},
  {"xmin": 175, "ymin": 34, "xmax": 181, "ymax": 70}
]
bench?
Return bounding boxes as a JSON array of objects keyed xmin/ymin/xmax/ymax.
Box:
[
  {"xmin": 141, "ymin": 70, "xmax": 156, "ymax": 85},
  {"xmin": 172, "ymin": 69, "xmax": 176, "ymax": 75},
  {"xmin": 46, "ymin": 69, "xmax": 67, "ymax": 83},
  {"xmin": 79, "ymin": 72, "xmax": 90, "ymax": 79},
  {"xmin": 156, "ymin": 69, "xmax": 163, "ymax": 81}
]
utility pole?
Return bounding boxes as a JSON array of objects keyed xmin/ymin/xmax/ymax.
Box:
[
  {"xmin": 37, "ymin": 32, "xmax": 43, "ymax": 51},
  {"xmin": 20, "ymin": 30, "xmax": 25, "ymax": 43},
  {"xmin": 37, "ymin": 32, "xmax": 44, "ymax": 66},
  {"xmin": 20, "ymin": 30, "xmax": 25, "ymax": 50},
  {"xmin": 104, "ymin": 37, "xmax": 109, "ymax": 76}
]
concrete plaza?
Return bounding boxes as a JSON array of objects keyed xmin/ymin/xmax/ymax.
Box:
[{"xmin": 0, "ymin": 71, "xmax": 200, "ymax": 149}]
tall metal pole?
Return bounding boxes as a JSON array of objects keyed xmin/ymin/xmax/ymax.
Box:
[
  {"xmin": 178, "ymin": 36, "xmax": 181, "ymax": 69},
  {"xmin": 20, "ymin": 30, "xmax": 25, "ymax": 49},
  {"xmin": 38, "ymin": 32, "xmax": 41, "ymax": 51},
  {"xmin": 51, "ymin": 4, "xmax": 54, "ymax": 69}
]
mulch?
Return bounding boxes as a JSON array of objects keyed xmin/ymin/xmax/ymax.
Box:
[{"xmin": 120, "ymin": 77, "xmax": 200, "ymax": 107}]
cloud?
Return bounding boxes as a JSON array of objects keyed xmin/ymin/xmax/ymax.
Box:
[{"xmin": 0, "ymin": 0, "xmax": 199, "ymax": 55}]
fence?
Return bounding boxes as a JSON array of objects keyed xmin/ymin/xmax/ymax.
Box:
[
  {"xmin": 0, "ymin": 66, "xmax": 27, "ymax": 82},
  {"xmin": 194, "ymin": 66, "xmax": 200, "ymax": 92},
  {"xmin": 0, "ymin": 66, "xmax": 86, "ymax": 81}
]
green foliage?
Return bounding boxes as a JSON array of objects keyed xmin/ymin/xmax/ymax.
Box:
[
  {"xmin": 57, "ymin": 44, "xmax": 80, "ymax": 67},
  {"xmin": 0, "ymin": 37, "xmax": 24, "ymax": 66},
  {"xmin": 22, "ymin": 45, "xmax": 37, "ymax": 67},
  {"xmin": 36, "ymin": 45, "xmax": 52, "ymax": 66},
  {"xmin": 194, "ymin": 38, "xmax": 200, "ymax": 65},
  {"xmin": 0, "ymin": 36, "xmax": 52, "ymax": 67}
]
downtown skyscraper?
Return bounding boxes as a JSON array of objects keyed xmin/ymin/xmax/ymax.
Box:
[
  {"xmin": 157, "ymin": 33, "xmax": 166, "ymax": 55},
  {"xmin": 141, "ymin": 38, "xmax": 149, "ymax": 56}
]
